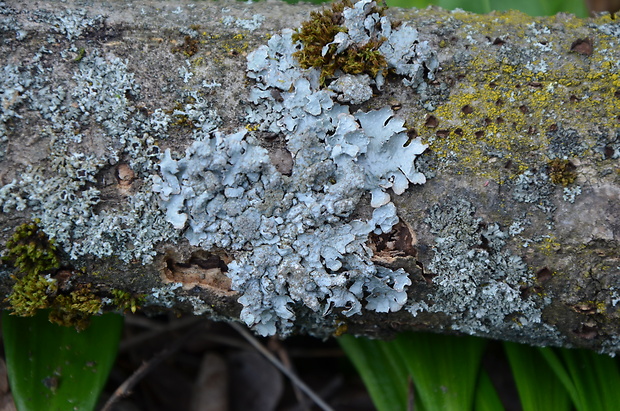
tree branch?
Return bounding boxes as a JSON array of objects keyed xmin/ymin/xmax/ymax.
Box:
[{"xmin": 0, "ymin": 0, "xmax": 619, "ymax": 352}]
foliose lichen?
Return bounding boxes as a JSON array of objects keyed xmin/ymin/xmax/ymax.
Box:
[
  {"xmin": 152, "ymin": 0, "xmax": 436, "ymax": 336},
  {"xmin": 222, "ymin": 13, "xmax": 265, "ymax": 32},
  {"xmin": 0, "ymin": 46, "xmax": 179, "ymax": 263},
  {"xmin": 413, "ymin": 199, "xmax": 562, "ymax": 344},
  {"xmin": 37, "ymin": 8, "xmax": 105, "ymax": 41}
]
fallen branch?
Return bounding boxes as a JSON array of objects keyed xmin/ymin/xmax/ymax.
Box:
[{"xmin": 0, "ymin": 0, "xmax": 619, "ymax": 353}]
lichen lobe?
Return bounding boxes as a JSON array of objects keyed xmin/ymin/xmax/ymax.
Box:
[{"xmin": 152, "ymin": 0, "xmax": 437, "ymax": 336}]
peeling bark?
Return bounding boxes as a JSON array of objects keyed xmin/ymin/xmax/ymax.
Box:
[{"xmin": 0, "ymin": 0, "xmax": 619, "ymax": 352}]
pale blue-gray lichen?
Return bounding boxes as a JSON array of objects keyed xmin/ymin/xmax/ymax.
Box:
[
  {"xmin": 153, "ymin": 0, "xmax": 433, "ymax": 335},
  {"xmin": 0, "ymin": 15, "xmax": 178, "ymax": 264},
  {"xmin": 221, "ymin": 12, "xmax": 265, "ymax": 32},
  {"xmin": 1, "ymin": 0, "xmax": 559, "ymax": 341},
  {"xmin": 418, "ymin": 199, "xmax": 562, "ymax": 345}
]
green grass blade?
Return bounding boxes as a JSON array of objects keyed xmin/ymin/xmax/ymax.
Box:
[
  {"xmin": 338, "ymin": 335, "xmax": 409, "ymax": 411},
  {"xmin": 537, "ymin": 347, "xmax": 577, "ymax": 399},
  {"xmin": 540, "ymin": 347, "xmax": 620, "ymax": 411},
  {"xmin": 474, "ymin": 370, "xmax": 504, "ymax": 411},
  {"xmin": 3, "ymin": 310, "xmax": 124, "ymax": 411},
  {"xmin": 386, "ymin": 0, "xmax": 437, "ymax": 9},
  {"xmin": 538, "ymin": 346, "xmax": 620, "ymax": 411},
  {"xmin": 504, "ymin": 342, "xmax": 570, "ymax": 411},
  {"xmin": 584, "ymin": 351, "xmax": 620, "ymax": 409},
  {"xmin": 393, "ymin": 332, "xmax": 487, "ymax": 411}
]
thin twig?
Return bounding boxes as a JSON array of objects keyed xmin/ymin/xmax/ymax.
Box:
[
  {"xmin": 229, "ymin": 322, "xmax": 334, "ymax": 411},
  {"xmin": 101, "ymin": 324, "xmax": 201, "ymax": 411},
  {"xmin": 270, "ymin": 338, "xmax": 309, "ymax": 410},
  {"xmin": 287, "ymin": 376, "xmax": 343, "ymax": 411},
  {"xmin": 118, "ymin": 315, "xmax": 204, "ymax": 352},
  {"xmin": 408, "ymin": 375, "xmax": 415, "ymax": 411}
]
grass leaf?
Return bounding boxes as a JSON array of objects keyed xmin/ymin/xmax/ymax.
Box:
[
  {"xmin": 384, "ymin": 0, "xmax": 588, "ymax": 16},
  {"xmin": 3, "ymin": 310, "xmax": 123, "ymax": 411},
  {"xmin": 338, "ymin": 335, "xmax": 409, "ymax": 411},
  {"xmin": 393, "ymin": 332, "xmax": 487, "ymax": 411},
  {"xmin": 504, "ymin": 342, "xmax": 570, "ymax": 411},
  {"xmin": 539, "ymin": 346, "xmax": 620, "ymax": 411},
  {"xmin": 473, "ymin": 369, "xmax": 505, "ymax": 411}
]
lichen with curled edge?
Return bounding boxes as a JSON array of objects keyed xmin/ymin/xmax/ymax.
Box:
[{"xmin": 292, "ymin": 0, "xmax": 388, "ymax": 84}]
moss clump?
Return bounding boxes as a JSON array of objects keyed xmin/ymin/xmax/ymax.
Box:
[
  {"xmin": 3, "ymin": 221, "xmax": 103, "ymax": 330},
  {"xmin": 49, "ymin": 285, "xmax": 102, "ymax": 331},
  {"xmin": 111, "ymin": 289, "xmax": 145, "ymax": 314},
  {"xmin": 7, "ymin": 273, "xmax": 58, "ymax": 316},
  {"xmin": 3, "ymin": 220, "xmax": 61, "ymax": 316},
  {"xmin": 292, "ymin": 0, "xmax": 388, "ymax": 85},
  {"xmin": 3, "ymin": 219, "xmax": 60, "ymax": 276},
  {"xmin": 172, "ymin": 35, "xmax": 200, "ymax": 57},
  {"xmin": 547, "ymin": 159, "xmax": 577, "ymax": 186}
]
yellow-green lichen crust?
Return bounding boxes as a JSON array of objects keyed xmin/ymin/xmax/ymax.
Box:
[{"xmin": 409, "ymin": 10, "xmax": 619, "ymax": 183}]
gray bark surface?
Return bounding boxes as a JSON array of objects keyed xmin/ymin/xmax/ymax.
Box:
[{"xmin": 1, "ymin": 0, "xmax": 619, "ymax": 352}]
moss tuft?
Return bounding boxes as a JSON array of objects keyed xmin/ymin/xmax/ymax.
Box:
[
  {"xmin": 547, "ymin": 159, "xmax": 577, "ymax": 186},
  {"xmin": 292, "ymin": 0, "xmax": 388, "ymax": 85},
  {"xmin": 49, "ymin": 285, "xmax": 102, "ymax": 331},
  {"xmin": 110, "ymin": 289, "xmax": 145, "ymax": 314},
  {"xmin": 3, "ymin": 220, "xmax": 60, "ymax": 316},
  {"xmin": 172, "ymin": 35, "xmax": 200, "ymax": 57},
  {"xmin": 3, "ymin": 219, "xmax": 60, "ymax": 276},
  {"xmin": 7, "ymin": 273, "xmax": 58, "ymax": 317},
  {"xmin": 3, "ymin": 221, "xmax": 103, "ymax": 330}
]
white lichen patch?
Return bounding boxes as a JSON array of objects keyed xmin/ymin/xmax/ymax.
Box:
[
  {"xmin": 221, "ymin": 13, "xmax": 265, "ymax": 32},
  {"xmin": 0, "ymin": 47, "xmax": 178, "ymax": 263},
  {"xmin": 41, "ymin": 8, "xmax": 105, "ymax": 41},
  {"xmin": 152, "ymin": 0, "xmax": 433, "ymax": 335},
  {"xmin": 328, "ymin": 74, "xmax": 373, "ymax": 105},
  {"xmin": 417, "ymin": 199, "xmax": 562, "ymax": 344}
]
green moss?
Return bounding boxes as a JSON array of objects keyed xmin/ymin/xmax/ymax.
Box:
[
  {"xmin": 7, "ymin": 272, "xmax": 58, "ymax": 316},
  {"xmin": 74, "ymin": 47, "xmax": 86, "ymax": 62},
  {"xmin": 3, "ymin": 220, "xmax": 60, "ymax": 316},
  {"xmin": 49, "ymin": 285, "xmax": 102, "ymax": 331},
  {"xmin": 3, "ymin": 219, "xmax": 60, "ymax": 276},
  {"xmin": 3, "ymin": 221, "xmax": 103, "ymax": 330},
  {"xmin": 292, "ymin": 0, "xmax": 388, "ymax": 85},
  {"xmin": 110, "ymin": 289, "xmax": 145, "ymax": 314},
  {"xmin": 547, "ymin": 159, "xmax": 577, "ymax": 186}
]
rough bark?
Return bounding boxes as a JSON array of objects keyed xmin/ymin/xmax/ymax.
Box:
[{"xmin": 0, "ymin": 0, "xmax": 619, "ymax": 352}]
